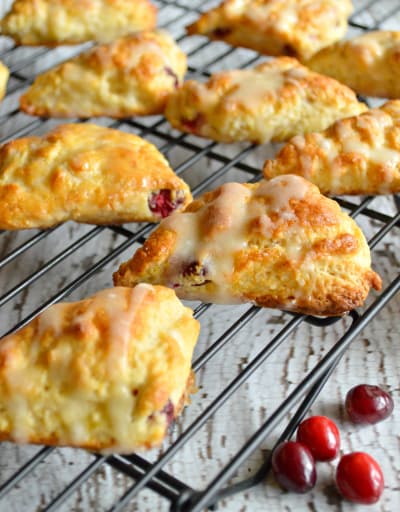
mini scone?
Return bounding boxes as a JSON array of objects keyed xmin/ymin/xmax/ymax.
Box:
[
  {"xmin": 305, "ymin": 31, "xmax": 400, "ymax": 99},
  {"xmin": 186, "ymin": 0, "xmax": 353, "ymax": 61},
  {"xmin": 0, "ymin": 285, "xmax": 200, "ymax": 453},
  {"xmin": 0, "ymin": 61, "xmax": 9, "ymax": 102},
  {"xmin": 0, "ymin": 0, "xmax": 156, "ymax": 46},
  {"xmin": 165, "ymin": 58, "xmax": 367, "ymax": 144},
  {"xmin": 263, "ymin": 101, "xmax": 400, "ymax": 195},
  {"xmin": 114, "ymin": 176, "xmax": 381, "ymax": 316},
  {"xmin": 20, "ymin": 31, "xmax": 187, "ymax": 118},
  {"xmin": 0, "ymin": 123, "xmax": 192, "ymax": 229}
]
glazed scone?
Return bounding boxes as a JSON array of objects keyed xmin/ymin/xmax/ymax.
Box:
[
  {"xmin": 165, "ymin": 58, "xmax": 367, "ymax": 144},
  {"xmin": 20, "ymin": 31, "xmax": 187, "ymax": 118},
  {"xmin": 0, "ymin": 285, "xmax": 200, "ymax": 453},
  {"xmin": 306, "ymin": 31, "xmax": 400, "ymax": 99},
  {"xmin": 186, "ymin": 0, "xmax": 353, "ymax": 60},
  {"xmin": 114, "ymin": 176, "xmax": 381, "ymax": 316},
  {"xmin": 264, "ymin": 101, "xmax": 400, "ymax": 195},
  {"xmin": 0, "ymin": 123, "xmax": 192, "ymax": 230},
  {"xmin": 0, "ymin": 0, "xmax": 157, "ymax": 45},
  {"xmin": 0, "ymin": 61, "xmax": 9, "ymax": 102}
]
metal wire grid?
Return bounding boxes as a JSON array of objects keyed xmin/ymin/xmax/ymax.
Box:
[{"xmin": 0, "ymin": 0, "xmax": 399, "ymax": 510}]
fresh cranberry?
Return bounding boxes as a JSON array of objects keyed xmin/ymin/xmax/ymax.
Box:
[
  {"xmin": 272, "ymin": 441, "xmax": 316, "ymax": 493},
  {"xmin": 162, "ymin": 400, "xmax": 175, "ymax": 426},
  {"xmin": 148, "ymin": 400, "xmax": 174, "ymax": 426},
  {"xmin": 148, "ymin": 189, "xmax": 185, "ymax": 218},
  {"xmin": 181, "ymin": 114, "xmax": 204, "ymax": 133},
  {"xmin": 164, "ymin": 66, "xmax": 179, "ymax": 88},
  {"xmin": 296, "ymin": 416, "xmax": 340, "ymax": 461},
  {"xmin": 345, "ymin": 384, "xmax": 394, "ymax": 425},
  {"xmin": 182, "ymin": 261, "xmax": 207, "ymax": 278},
  {"xmin": 336, "ymin": 452, "xmax": 384, "ymax": 504}
]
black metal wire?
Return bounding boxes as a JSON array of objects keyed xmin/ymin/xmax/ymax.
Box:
[{"xmin": 0, "ymin": 0, "xmax": 399, "ymax": 511}]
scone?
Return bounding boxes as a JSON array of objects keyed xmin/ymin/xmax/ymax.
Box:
[
  {"xmin": 0, "ymin": 61, "xmax": 9, "ymax": 102},
  {"xmin": 165, "ymin": 58, "xmax": 367, "ymax": 144},
  {"xmin": 306, "ymin": 31, "xmax": 400, "ymax": 99},
  {"xmin": 263, "ymin": 101, "xmax": 400, "ymax": 195},
  {"xmin": 0, "ymin": 285, "xmax": 200, "ymax": 453},
  {"xmin": 186, "ymin": 0, "xmax": 353, "ymax": 60},
  {"xmin": 0, "ymin": 0, "xmax": 157, "ymax": 45},
  {"xmin": 20, "ymin": 30, "xmax": 187, "ymax": 118},
  {"xmin": 0, "ymin": 123, "xmax": 192, "ymax": 229},
  {"xmin": 114, "ymin": 176, "xmax": 381, "ymax": 316}
]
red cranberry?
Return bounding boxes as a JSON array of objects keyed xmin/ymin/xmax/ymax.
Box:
[
  {"xmin": 296, "ymin": 416, "xmax": 340, "ymax": 461},
  {"xmin": 345, "ymin": 384, "xmax": 394, "ymax": 425},
  {"xmin": 148, "ymin": 189, "xmax": 185, "ymax": 218},
  {"xmin": 272, "ymin": 441, "xmax": 316, "ymax": 493},
  {"xmin": 162, "ymin": 400, "xmax": 175, "ymax": 426},
  {"xmin": 336, "ymin": 452, "xmax": 384, "ymax": 504},
  {"xmin": 164, "ymin": 66, "xmax": 179, "ymax": 88}
]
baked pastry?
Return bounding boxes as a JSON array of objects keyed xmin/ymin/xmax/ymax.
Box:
[
  {"xmin": 20, "ymin": 30, "xmax": 187, "ymax": 118},
  {"xmin": 0, "ymin": 61, "xmax": 9, "ymax": 102},
  {"xmin": 305, "ymin": 31, "xmax": 400, "ymax": 99},
  {"xmin": 114, "ymin": 176, "xmax": 381, "ymax": 316},
  {"xmin": 263, "ymin": 101, "xmax": 400, "ymax": 195},
  {"xmin": 0, "ymin": 285, "xmax": 200, "ymax": 453},
  {"xmin": 186, "ymin": 0, "xmax": 353, "ymax": 60},
  {"xmin": 165, "ymin": 58, "xmax": 367, "ymax": 144},
  {"xmin": 0, "ymin": 123, "xmax": 192, "ymax": 229},
  {"xmin": 0, "ymin": 0, "xmax": 157, "ymax": 45}
]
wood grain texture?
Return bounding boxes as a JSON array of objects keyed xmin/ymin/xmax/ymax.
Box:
[{"xmin": 0, "ymin": 0, "xmax": 399, "ymax": 511}]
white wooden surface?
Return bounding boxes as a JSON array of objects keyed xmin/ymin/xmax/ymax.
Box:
[{"xmin": 0, "ymin": 1, "xmax": 399, "ymax": 511}]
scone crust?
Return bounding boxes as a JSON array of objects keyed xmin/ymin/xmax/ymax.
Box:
[
  {"xmin": 20, "ymin": 30, "xmax": 187, "ymax": 118},
  {"xmin": 0, "ymin": 61, "xmax": 9, "ymax": 102},
  {"xmin": 0, "ymin": 285, "xmax": 200, "ymax": 453},
  {"xmin": 187, "ymin": 0, "xmax": 353, "ymax": 60},
  {"xmin": 0, "ymin": 123, "xmax": 192, "ymax": 229},
  {"xmin": 165, "ymin": 58, "xmax": 367, "ymax": 144},
  {"xmin": 264, "ymin": 101, "xmax": 400, "ymax": 195},
  {"xmin": 1, "ymin": 0, "xmax": 157, "ymax": 45},
  {"xmin": 306, "ymin": 31, "xmax": 400, "ymax": 99},
  {"xmin": 114, "ymin": 176, "xmax": 381, "ymax": 316}
]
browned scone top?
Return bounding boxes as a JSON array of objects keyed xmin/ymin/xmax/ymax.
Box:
[
  {"xmin": 0, "ymin": 285, "xmax": 200, "ymax": 453},
  {"xmin": 114, "ymin": 176, "xmax": 381, "ymax": 316},
  {"xmin": 305, "ymin": 31, "xmax": 400, "ymax": 99},
  {"xmin": 264, "ymin": 101, "xmax": 400, "ymax": 195},
  {"xmin": 186, "ymin": 0, "xmax": 353, "ymax": 60},
  {"xmin": 20, "ymin": 30, "xmax": 187, "ymax": 118},
  {"xmin": 0, "ymin": 61, "xmax": 9, "ymax": 102},
  {"xmin": 0, "ymin": 0, "xmax": 157, "ymax": 45},
  {"xmin": 165, "ymin": 58, "xmax": 367, "ymax": 144},
  {"xmin": 0, "ymin": 123, "xmax": 192, "ymax": 229}
]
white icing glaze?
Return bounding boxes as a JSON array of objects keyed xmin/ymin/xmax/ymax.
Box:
[
  {"xmin": 38, "ymin": 303, "xmax": 71, "ymax": 337},
  {"xmin": 255, "ymin": 175, "xmax": 309, "ymax": 213},
  {"xmin": 336, "ymin": 113, "xmax": 400, "ymax": 167},
  {"xmin": 223, "ymin": 69, "xmax": 285, "ymax": 108},
  {"xmin": 162, "ymin": 177, "xmax": 309, "ymax": 304},
  {"xmin": 72, "ymin": 285, "xmax": 153, "ymax": 375}
]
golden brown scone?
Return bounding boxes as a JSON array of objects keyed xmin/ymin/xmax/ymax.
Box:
[
  {"xmin": 165, "ymin": 58, "xmax": 367, "ymax": 144},
  {"xmin": 114, "ymin": 176, "xmax": 381, "ymax": 316},
  {"xmin": 1, "ymin": 0, "xmax": 157, "ymax": 46},
  {"xmin": 0, "ymin": 123, "xmax": 192, "ymax": 230},
  {"xmin": 305, "ymin": 31, "xmax": 400, "ymax": 99},
  {"xmin": 0, "ymin": 61, "xmax": 9, "ymax": 102},
  {"xmin": 186, "ymin": 0, "xmax": 353, "ymax": 60},
  {"xmin": 0, "ymin": 285, "xmax": 199, "ymax": 453},
  {"xmin": 264, "ymin": 101, "xmax": 400, "ymax": 195},
  {"xmin": 20, "ymin": 30, "xmax": 187, "ymax": 118}
]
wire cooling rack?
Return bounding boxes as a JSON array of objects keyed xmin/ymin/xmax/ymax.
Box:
[{"xmin": 0, "ymin": 0, "xmax": 399, "ymax": 511}]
